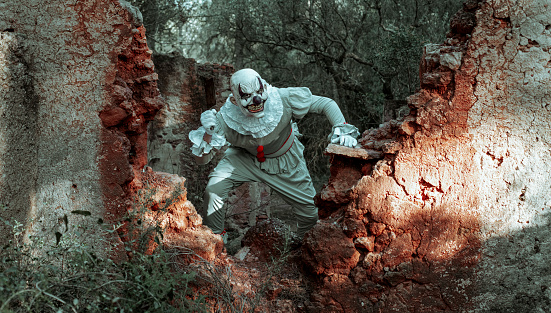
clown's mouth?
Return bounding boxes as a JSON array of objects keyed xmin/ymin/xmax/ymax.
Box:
[{"xmin": 246, "ymin": 102, "xmax": 265, "ymax": 113}]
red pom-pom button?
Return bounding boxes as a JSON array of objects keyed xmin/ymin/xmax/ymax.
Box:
[{"xmin": 256, "ymin": 145, "xmax": 266, "ymax": 162}]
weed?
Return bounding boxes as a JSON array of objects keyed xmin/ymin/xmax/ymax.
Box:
[
  {"xmin": 175, "ymin": 224, "xmax": 297, "ymax": 313},
  {"xmin": 0, "ymin": 202, "xmax": 206, "ymax": 313},
  {"xmin": 0, "ymin": 182, "xmax": 300, "ymax": 313}
]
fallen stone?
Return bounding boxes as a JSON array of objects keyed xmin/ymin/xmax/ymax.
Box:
[
  {"xmin": 324, "ymin": 144, "xmax": 384, "ymax": 159},
  {"xmin": 302, "ymin": 220, "xmax": 360, "ymax": 276},
  {"xmin": 242, "ymin": 218, "xmax": 295, "ymax": 262},
  {"xmin": 234, "ymin": 246, "xmax": 250, "ymax": 261},
  {"xmin": 354, "ymin": 236, "xmax": 375, "ymax": 251}
]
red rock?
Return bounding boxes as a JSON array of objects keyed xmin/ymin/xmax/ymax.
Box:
[
  {"xmin": 368, "ymin": 222, "xmax": 386, "ymax": 236},
  {"xmin": 100, "ymin": 107, "xmax": 128, "ymax": 127},
  {"xmin": 301, "ymin": 220, "xmax": 360, "ymax": 276},
  {"xmin": 342, "ymin": 218, "xmax": 367, "ymax": 238},
  {"xmin": 381, "ymin": 233, "xmax": 415, "ymax": 269},
  {"xmin": 354, "ymin": 236, "xmax": 375, "ymax": 251},
  {"xmin": 242, "ymin": 218, "xmax": 296, "ymax": 262},
  {"xmin": 421, "ymin": 71, "xmax": 453, "ymax": 88}
]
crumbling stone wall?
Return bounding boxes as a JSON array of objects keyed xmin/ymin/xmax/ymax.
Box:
[
  {"xmin": 303, "ymin": 0, "xmax": 551, "ymax": 312},
  {"xmin": 147, "ymin": 57, "xmax": 233, "ymax": 198},
  {"xmin": 0, "ymin": 31, "xmax": 38, "ymax": 239},
  {"xmin": 0, "ymin": 0, "xmax": 163, "ymax": 255}
]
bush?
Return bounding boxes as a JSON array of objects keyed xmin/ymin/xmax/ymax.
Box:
[{"xmin": 0, "ymin": 211, "xmax": 207, "ymax": 313}]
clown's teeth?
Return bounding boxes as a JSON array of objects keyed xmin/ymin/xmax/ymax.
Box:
[{"xmin": 247, "ymin": 103, "xmax": 264, "ymax": 113}]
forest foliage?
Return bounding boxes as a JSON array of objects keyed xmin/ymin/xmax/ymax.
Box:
[
  {"xmin": 129, "ymin": 0, "xmax": 463, "ymax": 186},
  {"xmin": 129, "ymin": 0, "xmax": 462, "ymax": 122}
]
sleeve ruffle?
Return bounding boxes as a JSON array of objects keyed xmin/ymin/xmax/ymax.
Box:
[
  {"xmin": 328, "ymin": 123, "xmax": 360, "ymax": 142},
  {"xmin": 291, "ymin": 121, "xmax": 302, "ymax": 138},
  {"xmin": 189, "ymin": 126, "xmax": 227, "ymax": 157}
]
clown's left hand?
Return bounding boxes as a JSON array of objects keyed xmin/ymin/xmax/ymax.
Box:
[
  {"xmin": 332, "ymin": 134, "xmax": 357, "ymax": 147},
  {"xmin": 331, "ymin": 127, "xmax": 358, "ymax": 147},
  {"xmin": 329, "ymin": 123, "xmax": 360, "ymax": 148}
]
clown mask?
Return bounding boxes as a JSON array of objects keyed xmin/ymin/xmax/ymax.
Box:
[{"xmin": 229, "ymin": 69, "xmax": 269, "ymax": 118}]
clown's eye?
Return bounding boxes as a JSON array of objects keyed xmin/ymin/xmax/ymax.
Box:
[
  {"xmin": 257, "ymin": 78, "xmax": 264, "ymax": 94},
  {"xmin": 238, "ymin": 84, "xmax": 251, "ymax": 100}
]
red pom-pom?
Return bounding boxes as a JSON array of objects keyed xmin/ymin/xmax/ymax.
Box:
[{"xmin": 256, "ymin": 145, "xmax": 266, "ymax": 162}]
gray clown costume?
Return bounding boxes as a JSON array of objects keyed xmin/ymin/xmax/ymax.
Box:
[{"xmin": 189, "ymin": 69, "xmax": 359, "ymax": 238}]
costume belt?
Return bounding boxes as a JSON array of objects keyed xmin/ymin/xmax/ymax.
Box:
[{"xmin": 256, "ymin": 129, "xmax": 295, "ymax": 162}]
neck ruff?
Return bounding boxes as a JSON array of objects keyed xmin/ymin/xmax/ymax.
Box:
[{"xmin": 220, "ymin": 85, "xmax": 283, "ymax": 138}]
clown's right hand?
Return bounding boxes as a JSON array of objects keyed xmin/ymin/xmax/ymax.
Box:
[
  {"xmin": 201, "ymin": 109, "xmax": 217, "ymax": 135},
  {"xmin": 189, "ymin": 109, "xmax": 226, "ymax": 160}
]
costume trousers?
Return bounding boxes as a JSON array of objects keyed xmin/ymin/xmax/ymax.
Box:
[{"xmin": 203, "ymin": 147, "xmax": 318, "ymax": 237}]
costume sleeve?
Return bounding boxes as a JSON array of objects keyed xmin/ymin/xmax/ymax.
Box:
[
  {"xmin": 284, "ymin": 87, "xmax": 344, "ymax": 125},
  {"xmin": 309, "ymin": 95, "xmax": 346, "ymax": 126},
  {"xmin": 285, "ymin": 87, "xmax": 360, "ymax": 144},
  {"xmin": 188, "ymin": 115, "xmax": 226, "ymax": 164},
  {"xmin": 309, "ymin": 95, "xmax": 360, "ymax": 143}
]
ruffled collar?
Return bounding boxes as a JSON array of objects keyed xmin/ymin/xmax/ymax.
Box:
[{"xmin": 220, "ymin": 85, "xmax": 283, "ymax": 138}]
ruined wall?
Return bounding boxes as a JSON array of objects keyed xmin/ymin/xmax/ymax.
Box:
[
  {"xmin": 2, "ymin": 0, "xmax": 550, "ymax": 310},
  {"xmin": 147, "ymin": 57, "xmax": 233, "ymax": 197},
  {"xmin": 303, "ymin": 0, "xmax": 551, "ymax": 312},
  {"xmin": 466, "ymin": 0, "xmax": 551, "ymax": 310},
  {"xmin": 0, "ymin": 0, "xmax": 162, "ymax": 254},
  {"xmin": 0, "ymin": 31, "xmax": 38, "ymax": 238}
]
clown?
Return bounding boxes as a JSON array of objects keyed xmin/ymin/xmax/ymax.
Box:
[{"xmin": 189, "ymin": 69, "xmax": 359, "ymax": 239}]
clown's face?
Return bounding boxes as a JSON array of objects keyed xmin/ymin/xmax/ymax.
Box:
[{"xmin": 230, "ymin": 69, "xmax": 269, "ymax": 118}]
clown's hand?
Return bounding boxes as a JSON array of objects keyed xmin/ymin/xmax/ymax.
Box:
[
  {"xmin": 189, "ymin": 126, "xmax": 226, "ymax": 157},
  {"xmin": 332, "ymin": 134, "xmax": 357, "ymax": 147},
  {"xmin": 201, "ymin": 109, "xmax": 217, "ymax": 135},
  {"xmin": 189, "ymin": 109, "xmax": 226, "ymax": 158},
  {"xmin": 329, "ymin": 123, "xmax": 360, "ymax": 148}
]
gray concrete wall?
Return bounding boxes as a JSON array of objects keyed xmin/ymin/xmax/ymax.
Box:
[
  {"xmin": 0, "ymin": 0, "xmax": 153, "ymax": 253},
  {"xmin": 468, "ymin": 0, "xmax": 551, "ymax": 310},
  {"xmin": 0, "ymin": 32, "xmax": 39, "ymax": 240}
]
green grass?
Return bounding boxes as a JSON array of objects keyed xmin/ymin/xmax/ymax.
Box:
[{"xmin": 0, "ymin": 212, "xmax": 206, "ymax": 313}]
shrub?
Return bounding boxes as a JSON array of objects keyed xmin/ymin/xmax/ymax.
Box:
[{"xmin": 0, "ymin": 208, "xmax": 207, "ymax": 313}]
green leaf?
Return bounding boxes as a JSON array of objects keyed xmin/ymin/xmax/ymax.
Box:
[{"xmin": 71, "ymin": 210, "xmax": 91, "ymax": 216}]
